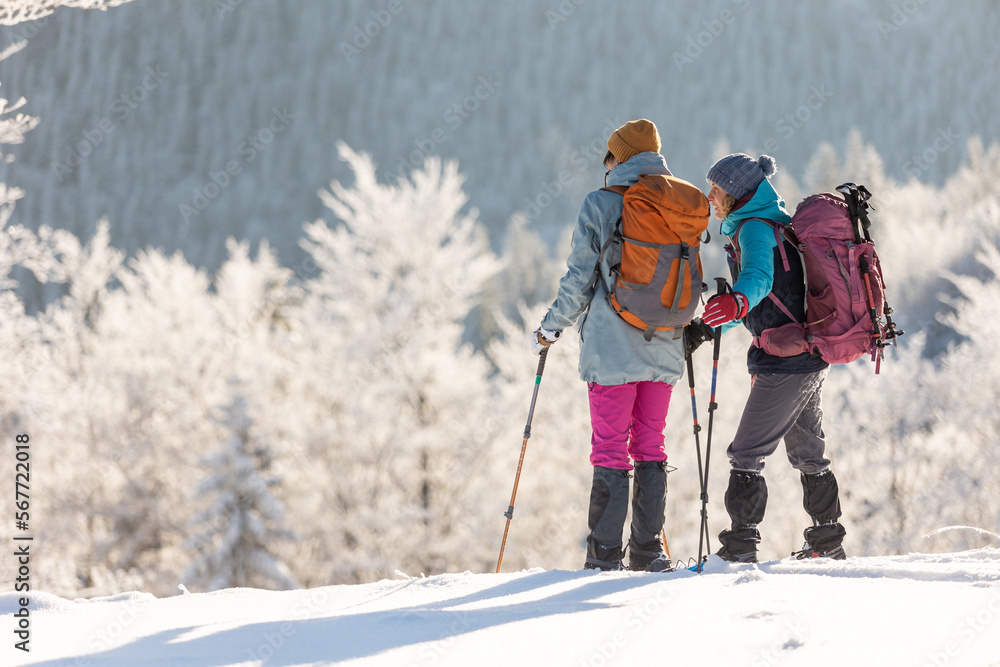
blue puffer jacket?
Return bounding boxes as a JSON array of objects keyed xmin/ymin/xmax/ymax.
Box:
[
  {"xmin": 721, "ymin": 179, "xmax": 829, "ymax": 375},
  {"xmin": 541, "ymin": 152, "xmax": 686, "ymax": 386}
]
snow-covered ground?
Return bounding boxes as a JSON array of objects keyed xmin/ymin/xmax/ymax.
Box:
[{"xmin": 4, "ymin": 549, "xmax": 1000, "ymax": 666}]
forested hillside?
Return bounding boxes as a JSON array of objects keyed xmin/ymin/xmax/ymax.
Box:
[
  {"xmin": 1, "ymin": 1, "xmax": 999, "ymax": 597},
  {"xmin": 0, "ymin": 0, "xmax": 996, "ymax": 276}
]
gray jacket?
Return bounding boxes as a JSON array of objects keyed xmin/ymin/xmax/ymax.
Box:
[{"xmin": 541, "ymin": 152, "xmax": 686, "ymax": 386}]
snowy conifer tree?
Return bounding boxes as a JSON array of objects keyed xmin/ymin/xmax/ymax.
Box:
[{"xmin": 185, "ymin": 394, "xmax": 299, "ymax": 592}]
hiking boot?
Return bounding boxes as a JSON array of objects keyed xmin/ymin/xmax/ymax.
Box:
[
  {"xmin": 717, "ymin": 544, "xmax": 758, "ymax": 563},
  {"xmin": 627, "ymin": 540, "xmax": 672, "ymax": 572},
  {"xmin": 792, "ymin": 544, "xmax": 846, "ymax": 560},
  {"xmin": 584, "ymin": 542, "xmax": 625, "ymax": 571},
  {"xmin": 584, "ymin": 466, "xmax": 630, "ymax": 571},
  {"xmin": 642, "ymin": 555, "xmax": 673, "ymax": 572}
]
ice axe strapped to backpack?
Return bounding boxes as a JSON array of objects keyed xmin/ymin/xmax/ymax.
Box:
[
  {"xmin": 598, "ymin": 174, "xmax": 711, "ymax": 341},
  {"xmin": 729, "ymin": 182, "xmax": 902, "ymax": 373}
]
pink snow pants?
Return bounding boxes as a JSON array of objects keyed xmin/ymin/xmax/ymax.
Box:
[{"xmin": 588, "ymin": 381, "xmax": 673, "ymax": 470}]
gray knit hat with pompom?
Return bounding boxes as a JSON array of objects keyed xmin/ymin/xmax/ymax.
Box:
[{"xmin": 706, "ymin": 153, "xmax": 777, "ymax": 200}]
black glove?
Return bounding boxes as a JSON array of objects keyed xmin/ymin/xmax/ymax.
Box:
[{"xmin": 684, "ymin": 318, "xmax": 716, "ymax": 356}]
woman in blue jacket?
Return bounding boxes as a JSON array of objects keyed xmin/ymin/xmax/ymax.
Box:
[
  {"xmin": 701, "ymin": 153, "xmax": 846, "ymax": 563},
  {"xmin": 531, "ymin": 119, "xmax": 685, "ymax": 572}
]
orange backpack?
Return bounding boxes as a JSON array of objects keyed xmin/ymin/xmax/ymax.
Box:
[{"xmin": 598, "ymin": 174, "xmax": 711, "ymax": 341}]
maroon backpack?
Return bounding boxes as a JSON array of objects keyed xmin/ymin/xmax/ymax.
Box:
[{"xmin": 736, "ymin": 184, "xmax": 903, "ymax": 373}]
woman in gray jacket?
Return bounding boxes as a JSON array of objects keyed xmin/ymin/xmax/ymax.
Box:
[{"xmin": 531, "ymin": 119, "xmax": 687, "ymax": 572}]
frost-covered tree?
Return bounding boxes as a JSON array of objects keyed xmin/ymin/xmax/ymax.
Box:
[
  {"xmin": 0, "ymin": 223, "xmax": 73, "ymax": 439},
  {"xmin": 926, "ymin": 243, "xmax": 1000, "ymax": 546},
  {"xmin": 824, "ymin": 235, "xmax": 1000, "ymax": 556},
  {"xmin": 6, "ymin": 219, "xmax": 304, "ymax": 595},
  {"xmin": 476, "ymin": 213, "xmax": 561, "ymax": 341},
  {"xmin": 292, "ymin": 143, "xmax": 502, "ymax": 581},
  {"xmin": 485, "ymin": 305, "xmax": 593, "ymax": 571},
  {"xmin": 3, "ymin": 135, "xmax": 1000, "ymax": 597},
  {"xmin": 185, "ymin": 394, "xmax": 299, "ymax": 592}
]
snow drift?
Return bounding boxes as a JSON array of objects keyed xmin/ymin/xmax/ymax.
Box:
[{"xmin": 4, "ymin": 549, "xmax": 1000, "ymax": 666}]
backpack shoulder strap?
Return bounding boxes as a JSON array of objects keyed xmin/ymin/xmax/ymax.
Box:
[
  {"xmin": 733, "ymin": 217, "xmax": 791, "ymax": 272},
  {"xmin": 597, "ymin": 186, "xmax": 627, "ymax": 263},
  {"xmin": 596, "ymin": 187, "xmax": 627, "ymax": 296},
  {"xmin": 730, "ymin": 217, "xmax": 800, "ymax": 323}
]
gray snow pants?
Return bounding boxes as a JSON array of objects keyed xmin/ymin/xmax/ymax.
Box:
[{"xmin": 727, "ymin": 369, "xmax": 831, "ymax": 474}]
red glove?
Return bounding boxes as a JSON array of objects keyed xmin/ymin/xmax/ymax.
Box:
[{"xmin": 702, "ymin": 292, "xmax": 749, "ymax": 327}]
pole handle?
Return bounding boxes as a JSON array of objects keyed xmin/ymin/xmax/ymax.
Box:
[
  {"xmin": 711, "ymin": 277, "xmax": 730, "ymax": 358},
  {"xmin": 535, "ymin": 345, "xmax": 549, "ymax": 377}
]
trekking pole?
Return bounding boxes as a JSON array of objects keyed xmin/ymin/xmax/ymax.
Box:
[
  {"xmin": 684, "ymin": 342, "xmax": 708, "ymax": 572},
  {"xmin": 495, "ymin": 346, "xmax": 549, "ymax": 573},
  {"xmin": 695, "ymin": 277, "xmax": 729, "ymax": 572}
]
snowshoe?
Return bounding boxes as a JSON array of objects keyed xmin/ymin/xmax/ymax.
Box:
[
  {"xmin": 643, "ymin": 556, "xmax": 673, "ymax": 572},
  {"xmin": 792, "ymin": 544, "xmax": 846, "ymax": 560},
  {"xmin": 716, "ymin": 545, "xmax": 758, "ymax": 563}
]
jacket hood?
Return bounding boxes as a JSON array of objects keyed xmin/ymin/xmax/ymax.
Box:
[
  {"xmin": 720, "ymin": 178, "xmax": 791, "ymax": 235},
  {"xmin": 607, "ymin": 152, "xmax": 671, "ymax": 187}
]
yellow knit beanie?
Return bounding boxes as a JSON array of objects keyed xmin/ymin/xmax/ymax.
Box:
[{"xmin": 607, "ymin": 119, "xmax": 662, "ymax": 164}]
